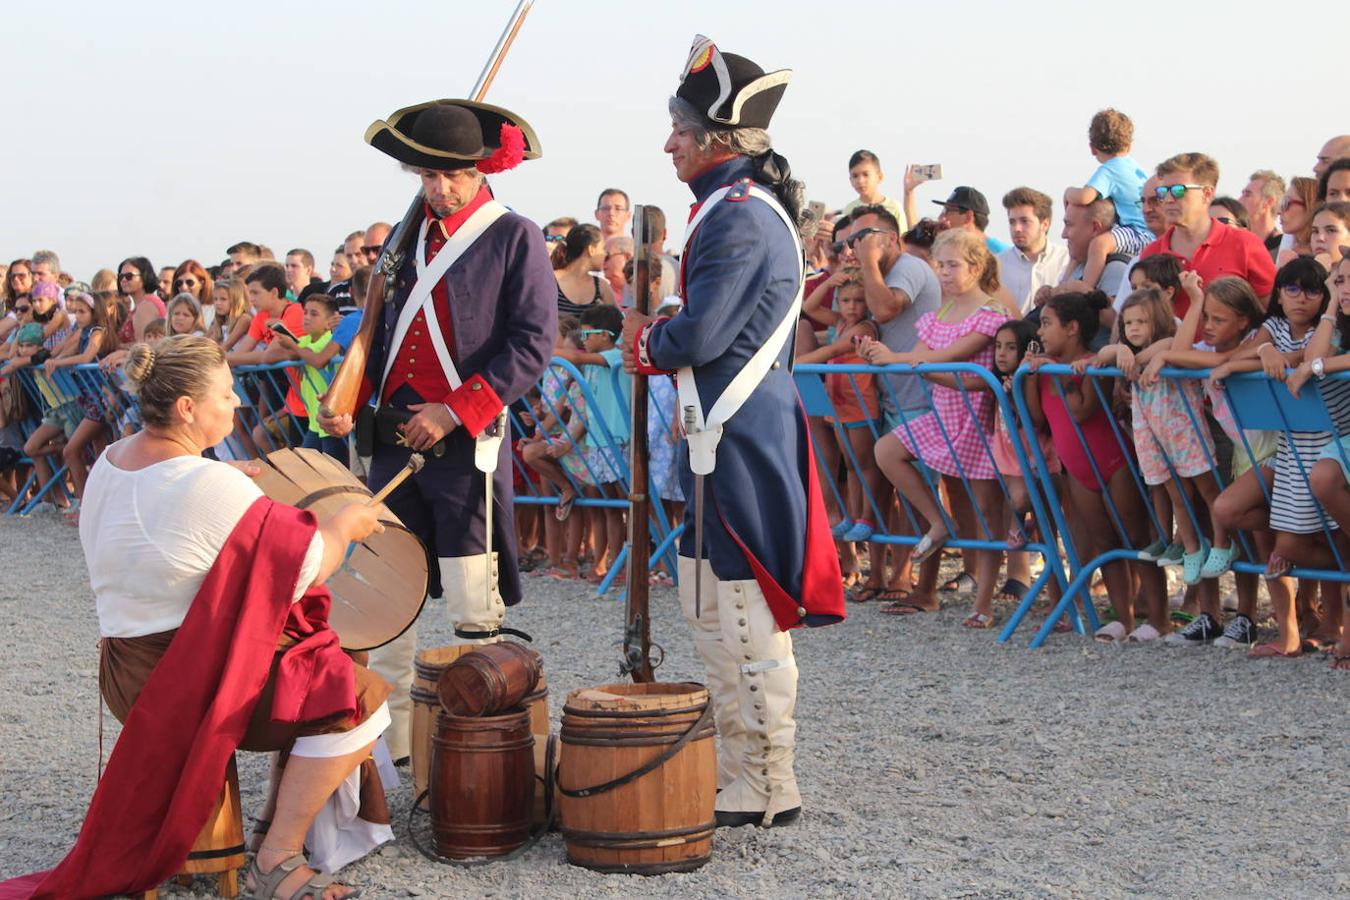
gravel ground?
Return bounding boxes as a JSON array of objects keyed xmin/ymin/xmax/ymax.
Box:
[{"xmin": 1, "ymin": 511, "xmax": 1347, "ymax": 898}]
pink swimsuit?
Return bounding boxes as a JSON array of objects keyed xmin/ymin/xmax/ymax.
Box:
[{"xmin": 1038, "ymin": 367, "xmax": 1128, "ymax": 492}]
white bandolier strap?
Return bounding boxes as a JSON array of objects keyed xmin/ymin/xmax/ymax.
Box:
[
  {"xmin": 677, "ymin": 183, "xmax": 805, "ymax": 476},
  {"xmin": 378, "ymin": 200, "xmax": 508, "ymax": 399}
]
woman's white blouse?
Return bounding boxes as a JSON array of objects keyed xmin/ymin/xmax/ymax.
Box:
[{"xmin": 80, "ymin": 453, "xmax": 323, "ymax": 638}]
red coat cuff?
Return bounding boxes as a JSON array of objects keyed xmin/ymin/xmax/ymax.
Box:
[
  {"xmin": 444, "ymin": 373, "xmax": 503, "ymax": 437},
  {"xmin": 634, "ymin": 317, "xmax": 674, "ymax": 376}
]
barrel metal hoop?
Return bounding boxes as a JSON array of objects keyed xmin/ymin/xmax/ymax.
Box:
[
  {"xmin": 560, "ymin": 821, "xmax": 715, "ymax": 850},
  {"xmin": 296, "ymin": 484, "xmax": 372, "ymax": 508},
  {"xmin": 559, "ymin": 723, "xmax": 715, "ymax": 747},
  {"xmin": 185, "ymin": 843, "xmax": 247, "ymax": 861},
  {"xmin": 557, "ymin": 701, "xmax": 714, "ymax": 799},
  {"xmin": 561, "ymin": 701, "xmax": 707, "ymax": 719}
]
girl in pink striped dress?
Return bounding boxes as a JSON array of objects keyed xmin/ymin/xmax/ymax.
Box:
[{"xmin": 860, "ymin": 229, "xmax": 1010, "ymax": 628}]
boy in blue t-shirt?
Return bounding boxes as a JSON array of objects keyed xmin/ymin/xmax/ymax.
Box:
[{"xmin": 1063, "ymin": 108, "xmax": 1154, "ymax": 290}]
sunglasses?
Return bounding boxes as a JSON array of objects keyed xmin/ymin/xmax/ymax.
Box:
[
  {"xmin": 174, "ymin": 278, "xmax": 199, "ymax": 288},
  {"xmin": 830, "ymin": 241, "xmax": 846, "ymax": 255},
  {"xmin": 578, "ymin": 328, "xmax": 617, "ymax": 338},
  {"xmin": 1281, "ymin": 198, "xmax": 1306, "ymax": 212},
  {"xmin": 361, "ymin": 246, "xmax": 382, "ymax": 258},
  {"xmin": 13, "ymin": 305, "xmax": 31, "ymax": 313},
  {"xmin": 118, "ymin": 272, "xmax": 139, "ymax": 280},
  {"xmin": 1154, "ymin": 184, "xmax": 1207, "ymax": 200},
  {"xmin": 544, "ymin": 235, "xmax": 565, "ymax": 243},
  {"xmin": 1214, "ymin": 216, "xmax": 1236, "ymax": 226},
  {"xmin": 846, "ymin": 227, "xmax": 893, "ymax": 247}
]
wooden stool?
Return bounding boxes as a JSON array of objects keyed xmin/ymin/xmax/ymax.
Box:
[{"xmin": 140, "ymin": 755, "xmax": 246, "ymax": 899}]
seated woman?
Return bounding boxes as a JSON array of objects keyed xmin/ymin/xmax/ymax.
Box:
[{"xmin": 11, "ymin": 335, "xmax": 386, "ymax": 899}]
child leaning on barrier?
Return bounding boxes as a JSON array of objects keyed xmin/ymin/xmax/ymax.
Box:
[
  {"xmin": 574, "ymin": 303, "xmax": 631, "ymax": 584},
  {"xmin": 1206, "ymin": 259, "xmax": 1349, "ymax": 579},
  {"xmin": 1025, "ymin": 290, "xmax": 1171, "ymax": 643},
  {"xmin": 1286, "ymin": 252, "xmax": 1350, "ymax": 666},
  {"xmin": 208, "ymin": 277, "xmax": 252, "ymax": 350},
  {"xmin": 1080, "ymin": 284, "xmax": 1230, "ymax": 586},
  {"xmin": 797, "ymin": 277, "xmax": 883, "ymax": 543},
  {"xmin": 49, "ymin": 291, "xmax": 122, "ymax": 516},
  {"xmin": 989, "ymin": 319, "xmax": 1060, "ymax": 547},
  {"xmin": 273, "ymin": 294, "xmax": 346, "ymax": 465},
  {"xmin": 1139, "ymin": 274, "xmax": 1285, "ymax": 651}
]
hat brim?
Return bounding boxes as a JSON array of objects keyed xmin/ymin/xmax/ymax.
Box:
[{"xmin": 365, "ymin": 99, "xmax": 541, "ymax": 171}]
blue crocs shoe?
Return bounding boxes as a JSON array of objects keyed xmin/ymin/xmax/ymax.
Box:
[
  {"xmin": 1199, "ymin": 544, "xmax": 1237, "ymax": 580},
  {"xmin": 1182, "ymin": 541, "xmax": 1211, "ymax": 586},
  {"xmin": 842, "ymin": 520, "xmax": 875, "ymax": 542}
]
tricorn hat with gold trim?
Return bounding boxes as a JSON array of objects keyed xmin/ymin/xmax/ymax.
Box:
[
  {"xmin": 675, "ymin": 35, "xmax": 791, "ymax": 131},
  {"xmin": 364, "ymin": 99, "xmax": 541, "ymax": 173}
]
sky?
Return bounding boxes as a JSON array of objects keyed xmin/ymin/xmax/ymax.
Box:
[{"xmin": 1, "ymin": 0, "xmax": 1339, "ymax": 280}]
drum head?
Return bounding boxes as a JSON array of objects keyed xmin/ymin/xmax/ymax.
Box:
[{"xmin": 258, "ymin": 448, "xmax": 429, "ymax": 650}]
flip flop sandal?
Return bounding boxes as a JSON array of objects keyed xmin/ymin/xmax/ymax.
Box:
[
  {"xmin": 1249, "ymin": 642, "xmax": 1303, "ymax": 658},
  {"xmin": 939, "ymin": 572, "xmax": 978, "ymax": 594},
  {"xmin": 554, "ymin": 493, "xmax": 577, "ymax": 522},
  {"xmin": 1264, "ymin": 552, "xmax": 1291, "ymax": 579},
  {"xmin": 1127, "ymin": 623, "xmax": 1162, "ymax": 643},
  {"xmin": 878, "ymin": 592, "xmax": 932, "ymax": 615},
  {"xmin": 1331, "ymin": 653, "xmax": 1350, "ymax": 670},
  {"xmin": 961, "ymin": 613, "xmax": 995, "ymax": 629},
  {"xmin": 911, "ymin": 532, "xmax": 949, "ymax": 566},
  {"xmin": 1094, "ymin": 621, "xmax": 1127, "ymax": 643},
  {"xmin": 994, "ymin": 579, "xmax": 1029, "ymax": 603},
  {"xmin": 1006, "ymin": 521, "xmax": 1029, "ymax": 549},
  {"xmin": 848, "ymin": 585, "xmax": 884, "ymax": 603}
]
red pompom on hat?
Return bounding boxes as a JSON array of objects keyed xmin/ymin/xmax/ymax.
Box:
[{"xmin": 476, "ymin": 124, "xmax": 525, "ymax": 174}]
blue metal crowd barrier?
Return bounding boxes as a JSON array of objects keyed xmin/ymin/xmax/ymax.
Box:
[
  {"xmin": 1009, "ymin": 364, "xmax": 1350, "ymax": 647},
  {"xmin": 795, "ymin": 361, "xmax": 1085, "ymax": 639}
]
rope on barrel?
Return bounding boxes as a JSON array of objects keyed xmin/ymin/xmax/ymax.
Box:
[{"xmin": 556, "ymin": 701, "xmax": 714, "ymax": 799}]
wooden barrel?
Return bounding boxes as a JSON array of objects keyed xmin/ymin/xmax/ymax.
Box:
[
  {"xmin": 430, "ymin": 707, "xmax": 535, "ymax": 859},
  {"xmin": 411, "ymin": 646, "xmax": 475, "ymax": 798},
  {"xmin": 437, "ymin": 642, "xmax": 542, "ymax": 718},
  {"xmin": 558, "ymin": 683, "xmax": 716, "ymax": 875}
]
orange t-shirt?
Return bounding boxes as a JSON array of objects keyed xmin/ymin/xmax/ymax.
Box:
[{"xmin": 246, "ymin": 302, "xmax": 307, "ymax": 417}]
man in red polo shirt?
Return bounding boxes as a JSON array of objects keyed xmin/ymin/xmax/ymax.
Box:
[{"xmin": 1138, "ymin": 152, "xmax": 1275, "ymax": 316}]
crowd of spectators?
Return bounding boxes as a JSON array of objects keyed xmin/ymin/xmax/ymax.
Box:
[{"xmin": 3, "ymin": 116, "xmax": 1348, "ymax": 668}]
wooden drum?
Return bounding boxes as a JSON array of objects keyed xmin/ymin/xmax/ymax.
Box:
[
  {"xmin": 558, "ymin": 683, "xmax": 716, "ymax": 875},
  {"xmin": 430, "ymin": 708, "xmax": 535, "ymax": 859},
  {"xmin": 254, "ymin": 448, "xmax": 427, "ymax": 651}
]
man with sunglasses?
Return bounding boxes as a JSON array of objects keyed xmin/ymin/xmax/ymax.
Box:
[
  {"xmin": 1137, "ymin": 152, "xmax": 1274, "ymax": 316},
  {"xmin": 360, "ymin": 221, "xmax": 392, "ymax": 265}
]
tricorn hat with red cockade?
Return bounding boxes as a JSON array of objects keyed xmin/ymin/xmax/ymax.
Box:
[
  {"xmin": 675, "ymin": 35, "xmax": 792, "ymax": 131},
  {"xmin": 364, "ymin": 99, "xmax": 541, "ymax": 174}
]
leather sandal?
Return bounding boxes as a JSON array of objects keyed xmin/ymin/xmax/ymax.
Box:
[{"xmin": 248, "ymin": 850, "xmax": 361, "ymax": 899}]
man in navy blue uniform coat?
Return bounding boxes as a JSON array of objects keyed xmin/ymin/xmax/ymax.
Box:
[
  {"xmin": 322, "ymin": 99, "xmax": 556, "ymax": 759},
  {"xmin": 624, "ymin": 36, "xmax": 845, "ymax": 828}
]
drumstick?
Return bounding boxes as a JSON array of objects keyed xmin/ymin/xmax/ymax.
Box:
[{"xmin": 368, "ymin": 453, "xmax": 425, "ymax": 506}]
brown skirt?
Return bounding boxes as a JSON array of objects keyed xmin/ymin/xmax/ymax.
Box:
[{"xmin": 99, "ymin": 630, "xmax": 394, "ymax": 753}]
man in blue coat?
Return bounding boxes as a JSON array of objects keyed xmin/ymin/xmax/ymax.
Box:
[
  {"xmin": 624, "ymin": 36, "xmax": 845, "ymax": 828},
  {"xmin": 322, "ymin": 99, "xmax": 557, "ymax": 759}
]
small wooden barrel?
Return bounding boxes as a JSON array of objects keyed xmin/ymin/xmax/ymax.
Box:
[
  {"xmin": 437, "ymin": 642, "xmax": 542, "ymax": 718},
  {"xmin": 411, "ymin": 646, "xmax": 475, "ymax": 798},
  {"xmin": 559, "ymin": 683, "xmax": 716, "ymax": 875},
  {"xmin": 532, "ymin": 733, "xmax": 559, "ymax": 828},
  {"xmin": 141, "ymin": 755, "xmax": 245, "ymax": 898},
  {"xmin": 430, "ymin": 707, "xmax": 535, "ymax": 859}
]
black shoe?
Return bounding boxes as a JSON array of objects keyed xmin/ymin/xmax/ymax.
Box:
[
  {"xmin": 715, "ymin": 806, "xmax": 801, "ymax": 828},
  {"xmin": 393, "ymin": 756, "xmax": 410, "ymax": 767}
]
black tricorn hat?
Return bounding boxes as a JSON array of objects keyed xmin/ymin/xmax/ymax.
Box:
[
  {"xmin": 675, "ymin": 35, "xmax": 792, "ymax": 130},
  {"xmin": 364, "ymin": 99, "xmax": 541, "ymax": 173}
]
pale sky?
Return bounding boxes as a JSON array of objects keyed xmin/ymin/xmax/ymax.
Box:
[{"xmin": 2, "ymin": 0, "xmax": 1338, "ymax": 280}]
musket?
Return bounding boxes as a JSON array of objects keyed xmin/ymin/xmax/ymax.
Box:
[
  {"xmin": 622, "ymin": 206, "xmax": 656, "ymax": 682},
  {"xmin": 321, "ymin": 0, "xmax": 537, "ymax": 419}
]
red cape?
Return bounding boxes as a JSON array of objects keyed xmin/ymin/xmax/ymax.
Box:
[{"xmin": 1, "ymin": 496, "xmax": 356, "ymax": 899}]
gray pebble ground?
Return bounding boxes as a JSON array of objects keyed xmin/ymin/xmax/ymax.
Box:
[{"xmin": 1, "ymin": 512, "xmax": 1347, "ymax": 898}]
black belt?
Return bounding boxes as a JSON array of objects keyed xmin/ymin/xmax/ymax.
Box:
[
  {"xmin": 363, "ymin": 406, "xmax": 447, "ymax": 457},
  {"xmin": 454, "ymin": 626, "xmax": 533, "ymax": 642}
]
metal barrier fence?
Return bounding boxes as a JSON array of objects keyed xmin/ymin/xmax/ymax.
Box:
[{"xmin": 7, "ymin": 355, "xmax": 1348, "ymax": 645}]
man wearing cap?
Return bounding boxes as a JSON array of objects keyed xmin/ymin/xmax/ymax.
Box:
[
  {"xmin": 320, "ymin": 99, "xmax": 556, "ymax": 761},
  {"xmin": 623, "ymin": 35, "xmax": 846, "ymax": 829},
  {"xmin": 935, "ymin": 186, "xmax": 1010, "ymax": 254}
]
